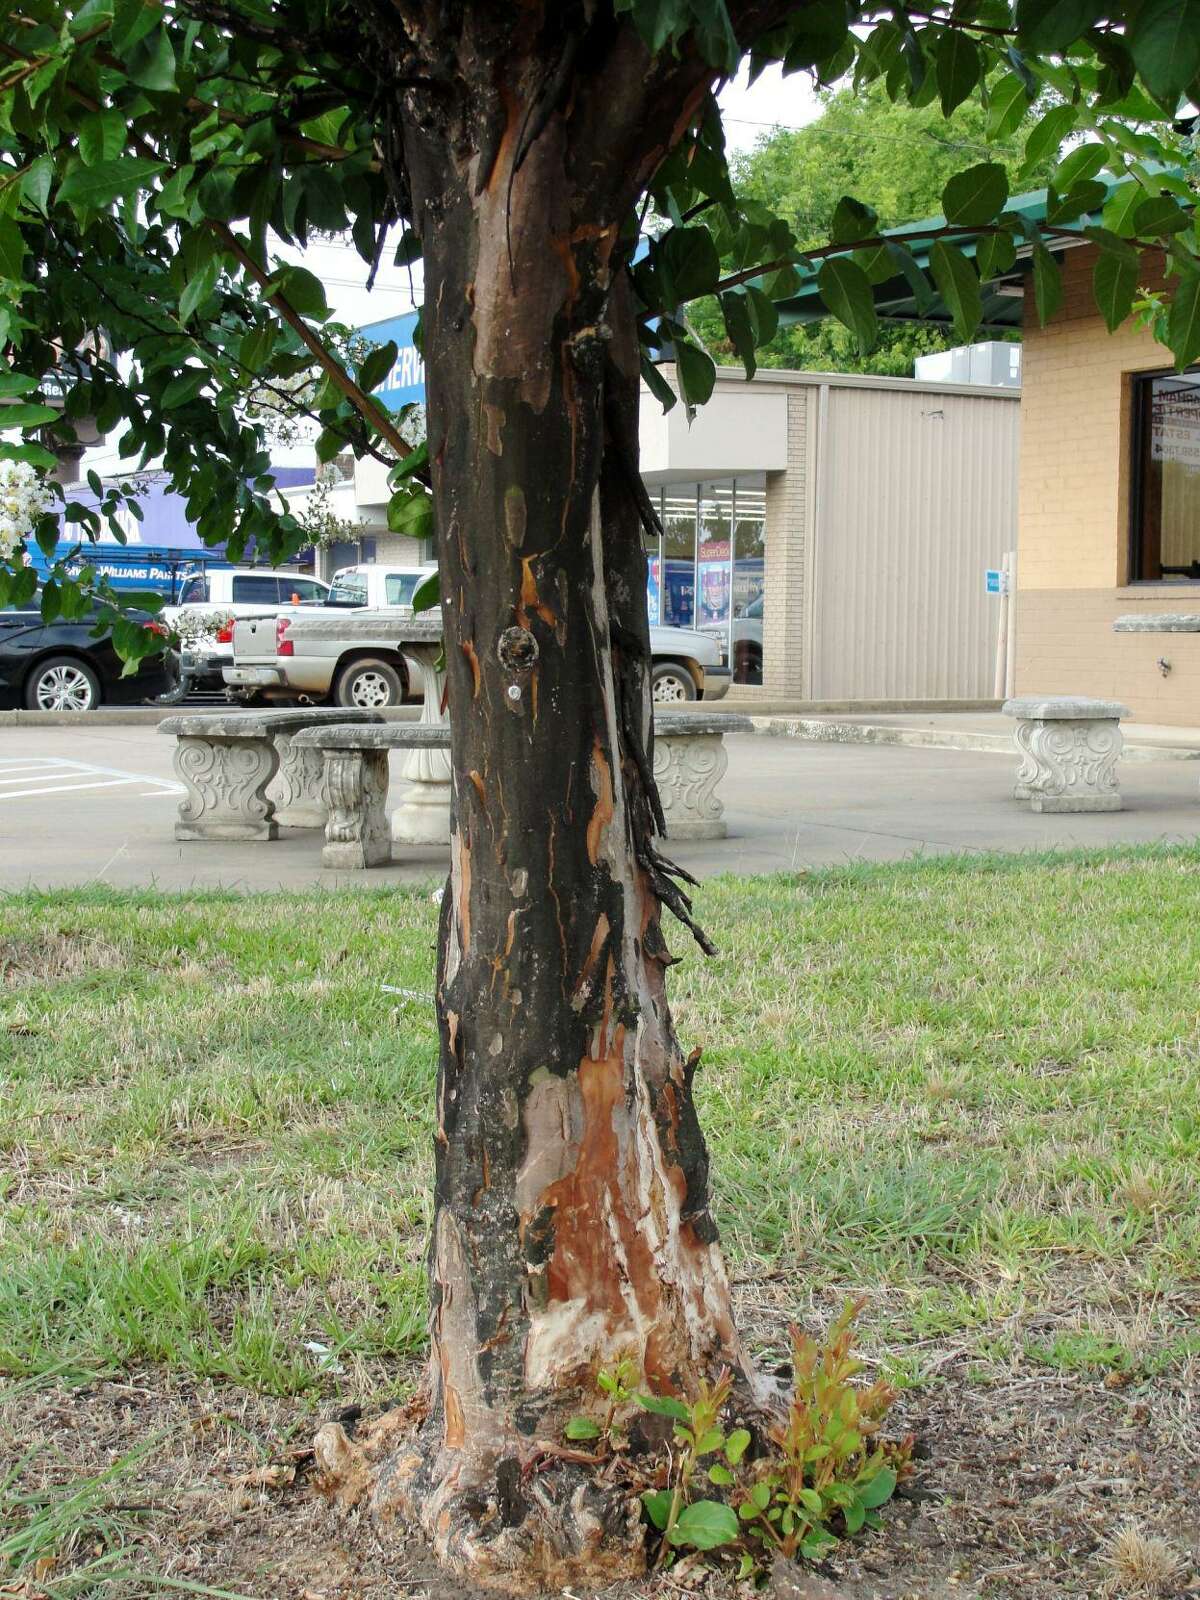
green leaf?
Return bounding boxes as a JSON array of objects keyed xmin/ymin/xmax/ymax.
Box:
[
  {"xmin": 359, "ymin": 340, "xmax": 398, "ymax": 394},
  {"xmin": 844, "ymin": 1496, "xmax": 867, "ymax": 1535},
  {"xmin": 1046, "ymin": 179, "xmax": 1108, "ymax": 225},
  {"xmin": 0, "ymin": 219, "xmax": 25, "ymax": 282},
  {"xmin": 659, "ymin": 226, "xmax": 721, "ymax": 304},
  {"xmin": 830, "ymin": 195, "xmax": 878, "ymax": 245},
  {"xmin": 674, "ymin": 341, "xmax": 716, "ymax": 408},
  {"xmin": 1132, "ymin": 195, "xmax": 1191, "ymax": 237},
  {"xmin": 976, "ymin": 228, "xmax": 1017, "ymax": 281},
  {"xmin": 20, "ymin": 156, "xmax": 53, "ymax": 216},
  {"xmin": 929, "ymin": 240, "xmax": 982, "ymax": 343},
  {"xmin": 641, "ymin": 1489, "xmax": 673, "ymax": 1531},
  {"xmin": 708, "ymin": 1463, "xmax": 735, "ymax": 1486},
  {"xmin": 161, "ymin": 369, "xmax": 208, "ymax": 408},
  {"xmin": 637, "ymin": 1393, "xmax": 691, "ymax": 1422},
  {"xmin": 238, "ymin": 323, "xmax": 277, "ymax": 374},
  {"xmin": 941, "ymin": 162, "xmax": 1008, "ymax": 226},
  {"xmin": 985, "ymin": 72, "xmax": 1030, "ymax": 141},
  {"xmin": 69, "ymin": 0, "xmax": 114, "ymax": 36},
  {"xmin": 1031, "ymin": 241, "xmax": 1062, "ymax": 326},
  {"xmin": 1015, "ymin": 0, "xmax": 1104, "ymax": 51},
  {"xmin": 0, "ymin": 440, "xmax": 57, "ymax": 469},
  {"xmin": 178, "ymin": 257, "xmax": 220, "ymax": 323},
  {"xmin": 1021, "ymin": 104, "xmax": 1078, "ymax": 177},
  {"xmin": 1167, "ymin": 271, "xmax": 1200, "ymax": 371},
  {"xmin": 127, "ymin": 24, "xmax": 177, "ymax": 92},
  {"xmin": 783, "ymin": 0, "xmax": 851, "ymax": 69},
  {"xmin": 1, "ymin": 402, "xmax": 58, "ymax": 427},
  {"xmin": 275, "ymin": 266, "xmax": 328, "ymax": 321},
  {"xmin": 725, "ymin": 1428, "xmax": 751, "ymax": 1466},
  {"xmin": 1130, "ymin": 0, "xmax": 1200, "ymax": 105},
  {"xmin": 1052, "ymin": 142, "xmax": 1107, "ymax": 191},
  {"xmin": 641, "ymin": 356, "xmax": 677, "ymax": 414},
  {"xmin": 1103, "ymin": 181, "xmax": 1147, "ymax": 238},
  {"xmin": 885, "ymin": 242, "xmax": 936, "ymax": 312},
  {"xmin": 669, "ymin": 1500, "xmax": 740, "ymax": 1551},
  {"xmin": 387, "ymin": 488, "xmax": 434, "ymax": 540},
  {"xmin": 858, "ymin": 1467, "xmax": 898, "ymax": 1510},
  {"xmin": 0, "ymin": 372, "xmax": 37, "ymax": 398},
  {"xmin": 817, "ymin": 257, "xmax": 877, "ymax": 351},
  {"xmin": 79, "ymin": 111, "xmax": 126, "ymax": 166},
  {"xmin": 411, "ymin": 569, "xmax": 439, "ymax": 615},
  {"xmin": 564, "ymin": 1416, "xmax": 602, "ymax": 1441},
  {"xmin": 936, "ymin": 31, "xmax": 980, "ymax": 116},
  {"xmin": 59, "ymin": 157, "xmax": 166, "ymax": 212}
]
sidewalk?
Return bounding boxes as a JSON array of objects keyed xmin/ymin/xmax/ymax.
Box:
[
  {"xmin": 1, "ymin": 723, "xmax": 1197, "ymax": 892},
  {"xmin": 753, "ymin": 709, "xmax": 1200, "ymax": 760}
]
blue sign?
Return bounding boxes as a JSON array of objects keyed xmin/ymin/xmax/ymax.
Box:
[
  {"xmin": 985, "ymin": 568, "xmax": 1006, "ymax": 595},
  {"xmin": 360, "ymin": 310, "xmax": 426, "ymax": 410}
]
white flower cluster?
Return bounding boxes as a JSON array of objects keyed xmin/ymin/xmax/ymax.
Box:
[
  {"xmin": 171, "ymin": 607, "xmax": 236, "ymax": 646},
  {"xmin": 0, "ymin": 461, "xmax": 54, "ymax": 562}
]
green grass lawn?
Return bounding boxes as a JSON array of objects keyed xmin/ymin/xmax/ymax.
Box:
[{"xmin": 2, "ymin": 847, "xmax": 1199, "ymax": 1597}]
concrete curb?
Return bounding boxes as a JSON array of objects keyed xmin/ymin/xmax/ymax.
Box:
[
  {"xmin": 753, "ymin": 716, "xmax": 1200, "ymax": 763},
  {"xmin": 0, "ymin": 704, "xmax": 425, "ymax": 728}
]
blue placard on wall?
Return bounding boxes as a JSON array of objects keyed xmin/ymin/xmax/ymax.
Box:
[{"xmin": 360, "ymin": 311, "xmax": 426, "ymax": 411}]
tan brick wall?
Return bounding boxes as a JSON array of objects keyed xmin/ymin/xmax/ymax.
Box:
[
  {"xmin": 1017, "ymin": 245, "xmax": 1200, "ymax": 723},
  {"xmin": 1018, "ymin": 244, "xmax": 1171, "ymax": 593},
  {"xmin": 759, "ymin": 390, "xmax": 811, "ymax": 697}
]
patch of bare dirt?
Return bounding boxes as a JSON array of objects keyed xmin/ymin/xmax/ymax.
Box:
[{"xmin": 2, "ymin": 1355, "xmax": 1198, "ymax": 1600}]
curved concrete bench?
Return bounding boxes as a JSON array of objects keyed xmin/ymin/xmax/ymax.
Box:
[
  {"xmin": 1002, "ymin": 696, "xmax": 1130, "ymax": 813},
  {"xmin": 159, "ymin": 708, "xmax": 382, "ymax": 840},
  {"xmin": 294, "ymin": 712, "xmax": 754, "ymax": 868}
]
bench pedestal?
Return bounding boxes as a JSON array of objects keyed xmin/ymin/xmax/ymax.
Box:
[
  {"xmin": 268, "ymin": 732, "xmax": 328, "ymax": 828},
  {"xmin": 172, "ymin": 734, "xmax": 279, "ymax": 841},
  {"xmin": 1003, "ymin": 696, "xmax": 1130, "ymax": 813},
  {"xmin": 391, "ymin": 643, "xmax": 453, "ymax": 846},
  {"xmin": 322, "ymin": 749, "xmax": 391, "ymax": 869}
]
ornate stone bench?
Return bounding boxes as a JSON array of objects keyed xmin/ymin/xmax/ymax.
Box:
[
  {"xmin": 159, "ymin": 708, "xmax": 382, "ymax": 841},
  {"xmin": 1002, "ymin": 696, "xmax": 1130, "ymax": 813},
  {"xmin": 294, "ymin": 712, "xmax": 753, "ymax": 867}
]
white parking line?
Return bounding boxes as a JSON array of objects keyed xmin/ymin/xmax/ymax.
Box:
[
  {"xmin": 0, "ymin": 777, "xmax": 146, "ymax": 800},
  {"xmin": 0, "ymin": 756, "xmax": 183, "ymax": 799}
]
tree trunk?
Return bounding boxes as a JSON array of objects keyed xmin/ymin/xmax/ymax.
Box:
[{"xmin": 316, "ymin": 17, "xmax": 748, "ymax": 1593}]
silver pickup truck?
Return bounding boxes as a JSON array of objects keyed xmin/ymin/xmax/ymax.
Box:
[{"xmin": 225, "ymin": 610, "xmax": 731, "ymax": 709}]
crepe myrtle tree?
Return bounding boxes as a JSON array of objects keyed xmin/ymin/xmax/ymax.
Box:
[{"xmin": 2, "ymin": 0, "xmax": 1197, "ymax": 1585}]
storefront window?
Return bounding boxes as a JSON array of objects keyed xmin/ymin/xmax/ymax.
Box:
[
  {"xmin": 732, "ymin": 485, "xmax": 766, "ymax": 684},
  {"xmin": 662, "ymin": 487, "xmax": 698, "ymax": 626},
  {"xmin": 697, "ymin": 483, "xmax": 734, "ymax": 627},
  {"xmin": 1132, "ymin": 370, "xmax": 1200, "ymax": 582}
]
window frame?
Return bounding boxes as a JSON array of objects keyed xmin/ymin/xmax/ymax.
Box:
[{"xmin": 1128, "ymin": 365, "xmax": 1200, "ymax": 587}]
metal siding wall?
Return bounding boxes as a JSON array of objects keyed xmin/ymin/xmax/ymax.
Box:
[{"xmin": 811, "ymin": 387, "xmax": 1019, "ymax": 700}]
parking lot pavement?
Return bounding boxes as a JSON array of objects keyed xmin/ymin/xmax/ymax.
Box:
[{"xmin": 2, "ymin": 722, "xmax": 1198, "ymax": 892}]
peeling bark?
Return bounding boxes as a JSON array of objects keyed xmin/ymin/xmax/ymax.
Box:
[{"xmin": 327, "ymin": 8, "xmax": 772, "ymax": 1591}]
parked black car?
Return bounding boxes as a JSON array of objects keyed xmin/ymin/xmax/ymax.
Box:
[{"xmin": 0, "ymin": 606, "xmax": 176, "ymax": 711}]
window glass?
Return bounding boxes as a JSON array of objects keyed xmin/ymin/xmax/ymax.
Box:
[
  {"xmin": 662, "ymin": 486, "xmax": 697, "ymax": 627},
  {"xmin": 698, "ymin": 483, "xmax": 734, "ymax": 627},
  {"xmin": 645, "ymin": 490, "xmax": 663, "ymax": 625},
  {"xmin": 179, "ymin": 575, "xmax": 208, "ymax": 604},
  {"xmin": 284, "ymin": 578, "xmax": 326, "ymax": 603},
  {"xmin": 329, "ymin": 575, "xmax": 368, "ymax": 606},
  {"xmin": 1134, "ymin": 371, "xmax": 1200, "ymax": 581},
  {"xmin": 231, "ymin": 575, "xmax": 282, "ymax": 603},
  {"xmin": 385, "ymin": 573, "xmax": 420, "ymax": 606},
  {"xmin": 732, "ymin": 483, "xmax": 766, "ymax": 685}
]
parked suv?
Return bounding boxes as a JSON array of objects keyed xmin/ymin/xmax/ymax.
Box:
[
  {"xmin": 328, "ymin": 564, "xmax": 434, "ymax": 609},
  {"xmin": 162, "ymin": 567, "xmax": 330, "ymax": 692}
]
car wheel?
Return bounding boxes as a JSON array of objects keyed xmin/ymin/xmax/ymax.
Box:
[
  {"xmin": 25, "ymin": 655, "xmax": 101, "ymax": 712},
  {"xmin": 335, "ymin": 656, "xmax": 407, "ymax": 709},
  {"xmin": 651, "ymin": 661, "xmax": 697, "ymax": 704}
]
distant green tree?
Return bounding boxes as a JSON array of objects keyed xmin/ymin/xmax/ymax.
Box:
[{"xmin": 691, "ymin": 80, "xmax": 1050, "ymax": 374}]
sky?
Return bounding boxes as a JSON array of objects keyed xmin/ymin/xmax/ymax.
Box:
[{"xmin": 281, "ymin": 62, "xmax": 823, "ymax": 331}]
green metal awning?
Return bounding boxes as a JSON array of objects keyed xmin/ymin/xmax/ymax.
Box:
[{"xmin": 773, "ymin": 182, "xmax": 1110, "ymax": 332}]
